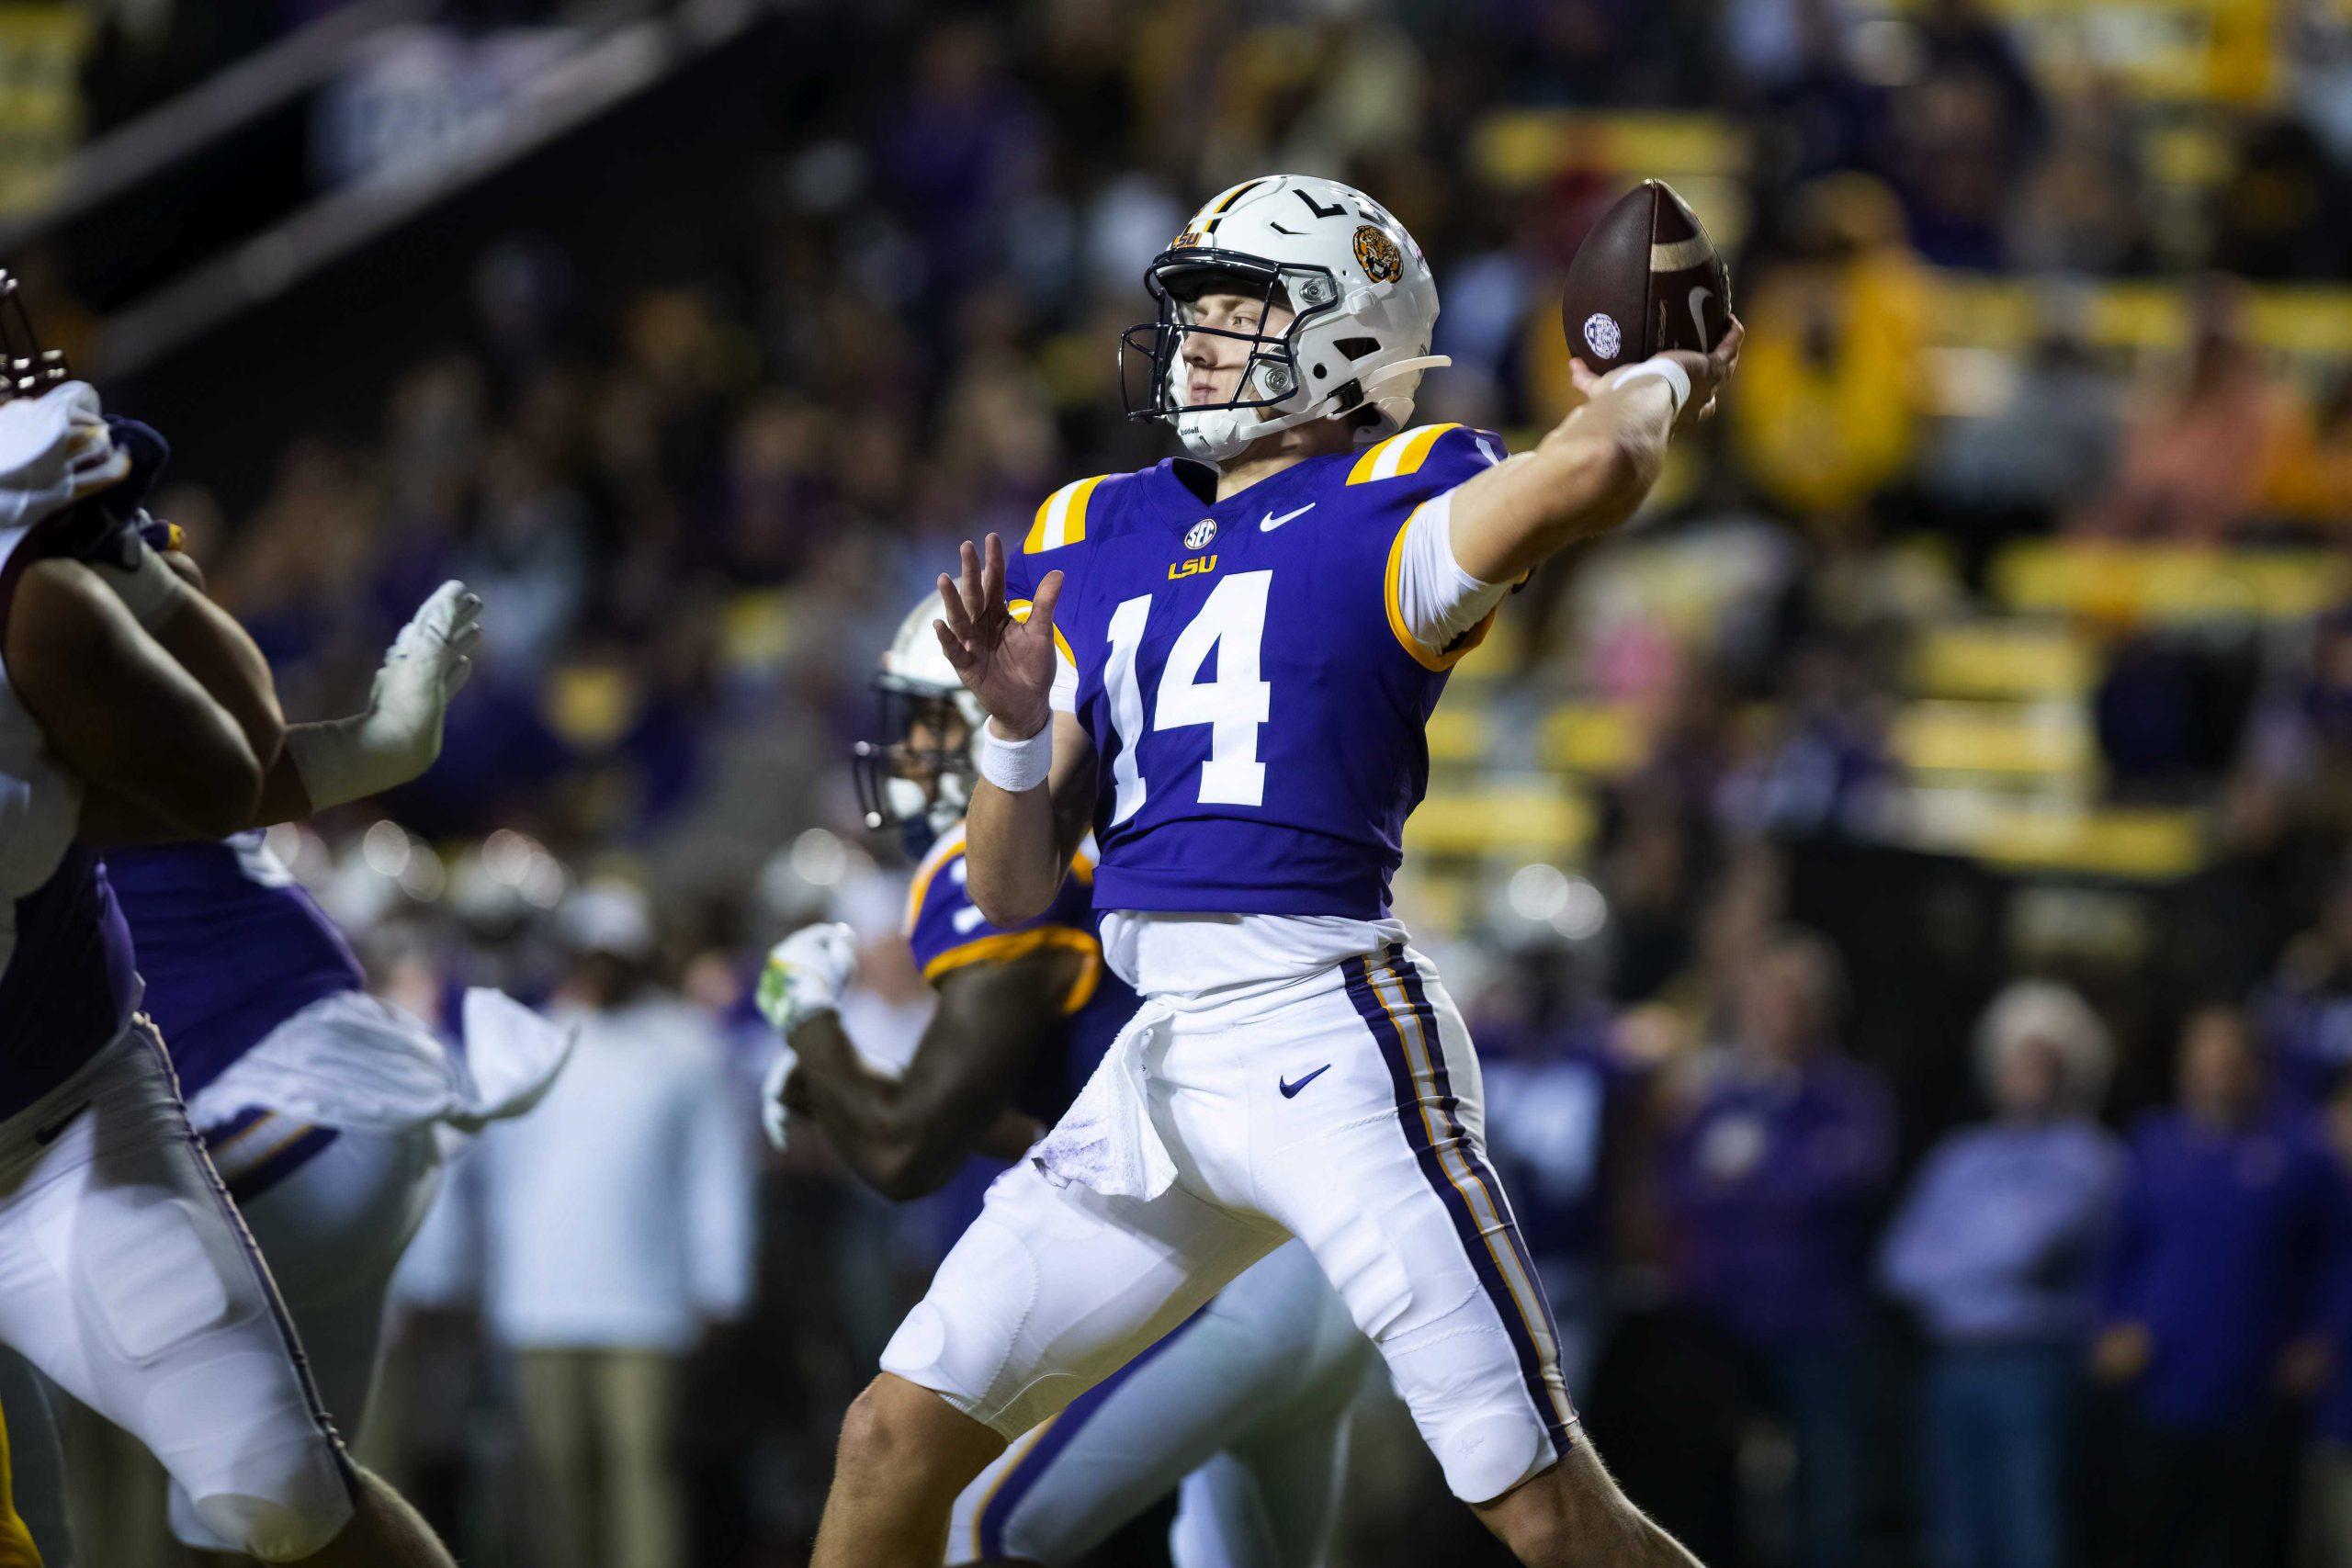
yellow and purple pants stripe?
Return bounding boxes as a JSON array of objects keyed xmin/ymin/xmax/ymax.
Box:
[{"xmin": 1342, "ymin": 942, "xmax": 1577, "ymax": 1459}]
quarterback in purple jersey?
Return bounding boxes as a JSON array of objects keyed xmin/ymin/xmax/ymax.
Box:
[
  {"xmin": 810, "ymin": 175, "xmax": 1739, "ymax": 1567},
  {"xmin": 763, "ymin": 597, "xmax": 1374, "ymax": 1566}
]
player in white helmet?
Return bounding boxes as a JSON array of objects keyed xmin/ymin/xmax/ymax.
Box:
[
  {"xmin": 767, "ymin": 593, "xmax": 1378, "ymax": 1565},
  {"xmin": 811, "ymin": 173, "xmax": 1738, "ymax": 1566}
]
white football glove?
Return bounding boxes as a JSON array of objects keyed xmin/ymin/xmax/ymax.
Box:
[
  {"xmin": 287, "ymin": 581, "xmax": 483, "ymax": 808},
  {"xmin": 756, "ymin": 921, "xmax": 857, "ymax": 1034},
  {"xmin": 760, "ymin": 1042, "xmax": 798, "ymax": 1152}
]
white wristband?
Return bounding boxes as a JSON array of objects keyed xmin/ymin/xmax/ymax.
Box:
[
  {"xmin": 978, "ymin": 722, "xmax": 1053, "ymax": 793},
  {"xmin": 1608, "ymin": 357, "xmax": 1691, "ymax": 419}
]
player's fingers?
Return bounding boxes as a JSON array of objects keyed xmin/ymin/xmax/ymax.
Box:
[
  {"xmin": 938, "ymin": 570, "xmax": 975, "ymax": 639},
  {"xmin": 1030, "ymin": 568, "xmax": 1065, "ymax": 632},
  {"xmin": 1713, "ymin": 318, "xmax": 1745, "ymax": 376},
  {"xmin": 956, "ymin": 538, "xmax": 989, "ymax": 620},
  {"xmin": 981, "ymin": 532, "xmax": 1005, "ymax": 607},
  {"xmin": 933, "ymin": 618, "xmax": 977, "ymax": 671},
  {"xmin": 445, "ymin": 654, "xmax": 474, "ymax": 695},
  {"xmin": 1567, "ymin": 356, "xmax": 1601, "ymax": 397},
  {"xmin": 418, "ymin": 579, "xmax": 469, "ymax": 630}
]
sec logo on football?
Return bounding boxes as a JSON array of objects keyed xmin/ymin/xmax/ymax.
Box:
[{"xmin": 1582, "ymin": 312, "xmax": 1622, "ymax": 360}]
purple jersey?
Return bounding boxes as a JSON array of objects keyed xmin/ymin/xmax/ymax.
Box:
[
  {"xmin": 903, "ymin": 828, "xmax": 1138, "ymax": 1252},
  {"xmin": 105, "ymin": 832, "xmax": 365, "ymax": 1100},
  {"xmin": 1004, "ymin": 423, "xmax": 1506, "ymax": 920},
  {"xmin": 0, "ymin": 520, "xmax": 141, "ymax": 1122}
]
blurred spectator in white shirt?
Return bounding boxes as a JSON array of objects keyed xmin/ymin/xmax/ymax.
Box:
[{"xmin": 475, "ymin": 879, "xmax": 755, "ymax": 1568}]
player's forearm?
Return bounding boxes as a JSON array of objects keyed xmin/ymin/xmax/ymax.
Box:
[
  {"xmin": 787, "ymin": 1013, "xmax": 954, "ymax": 1200},
  {"xmin": 1449, "ymin": 379, "xmax": 1677, "ymax": 584},
  {"xmin": 965, "ymin": 773, "xmax": 1065, "ymax": 927}
]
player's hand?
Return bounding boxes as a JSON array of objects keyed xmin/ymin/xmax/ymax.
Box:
[
  {"xmin": 756, "ymin": 920, "xmax": 857, "ymax": 1035},
  {"xmin": 367, "ymin": 581, "xmax": 483, "ymax": 767},
  {"xmin": 934, "ymin": 533, "xmax": 1063, "ymax": 741},
  {"xmin": 1570, "ymin": 316, "xmax": 1743, "ymax": 434},
  {"xmin": 282, "ymin": 581, "xmax": 483, "ymax": 808},
  {"xmin": 760, "ymin": 1042, "xmax": 798, "ymax": 1151}
]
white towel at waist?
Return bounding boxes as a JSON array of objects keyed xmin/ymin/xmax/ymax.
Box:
[
  {"xmin": 187, "ymin": 987, "xmax": 573, "ymax": 1136},
  {"xmin": 1033, "ymin": 998, "xmax": 1178, "ymax": 1201}
]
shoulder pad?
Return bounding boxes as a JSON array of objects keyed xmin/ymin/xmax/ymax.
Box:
[
  {"xmin": 1345, "ymin": 423, "xmax": 1505, "ymax": 486},
  {"xmin": 1023, "ymin": 474, "xmax": 1115, "ymax": 554}
]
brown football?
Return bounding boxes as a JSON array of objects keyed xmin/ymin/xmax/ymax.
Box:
[{"xmin": 1559, "ymin": 179, "xmax": 1733, "ymax": 372}]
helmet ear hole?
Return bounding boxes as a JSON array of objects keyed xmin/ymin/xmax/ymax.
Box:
[{"xmin": 1332, "ymin": 336, "xmax": 1383, "ymax": 361}]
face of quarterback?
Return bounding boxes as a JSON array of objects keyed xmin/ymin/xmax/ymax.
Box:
[{"xmin": 1179, "ymin": 289, "xmax": 1295, "ymax": 410}]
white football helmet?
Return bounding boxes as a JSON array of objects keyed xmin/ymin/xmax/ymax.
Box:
[
  {"xmin": 852, "ymin": 594, "xmax": 989, "ymax": 852},
  {"xmin": 1120, "ymin": 175, "xmax": 1448, "ymax": 464}
]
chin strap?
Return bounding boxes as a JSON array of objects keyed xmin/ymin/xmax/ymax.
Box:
[{"xmin": 1176, "ymin": 353, "xmax": 1456, "ymax": 462}]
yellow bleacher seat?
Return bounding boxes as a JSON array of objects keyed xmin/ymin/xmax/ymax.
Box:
[
  {"xmin": 1539, "ymin": 704, "xmax": 1643, "ymax": 776},
  {"xmin": 1406, "ymin": 787, "xmax": 1593, "ymax": 859},
  {"xmin": 1993, "ymin": 541, "xmax": 2347, "ymax": 624},
  {"xmin": 1967, "ymin": 804, "xmax": 2208, "ymax": 880},
  {"xmin": 1931, "ymin": 276, "xmax": 2352, "ymax": 363},
  {"xmin": 1909, "ymin": 623, "xmax": 2096, "ymax": 700},
  {"xmin": 1425, "ymin": 705, "xmax": 1489, "ymax": 766},
  {"xmin": 1893, "ymin": 701, "xmax": 2095, "ymax": 779}
]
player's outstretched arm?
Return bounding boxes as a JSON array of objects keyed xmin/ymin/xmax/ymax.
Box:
[
  {"xmin": 71, "ymin": 574, "xmax": 481, "ymax": 841},
  {"xmin": 1447, "ymin": 322, "xmax": 1742, "ymax": 587},
  {"xmin": 934, "ymin": 533, "xmax": 1098, "ymax": 926},
  {"xmin": 757, "ymin": 923, "xmax": 1072, "ymax": 1199},
  {"xmin": 7, "ymin": 558, "xmax": 266, "ymax": 840}
]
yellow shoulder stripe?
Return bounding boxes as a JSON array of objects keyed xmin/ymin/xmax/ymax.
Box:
[
  {"xmin": 1347, "ymin": 423, "xmax": 1463, "ymax": 486},
  {"xmin": 922, "ymin": 927, "xmax": 1103, "ymax": 1014},
  {"xmin": 1385, "ymin": 504, "xmax": 1496, "ymax": 672},
  {"xmin": 903, "ymin": 827, "xmax": 970, "ymax": 934},
  {"xmin": 1024, "ymin": 474, "xmax": 1110, "ymax": 553},
  {"xmin": 1006, "ymin": 599, "xmax": 1078, "ymax": 672}
]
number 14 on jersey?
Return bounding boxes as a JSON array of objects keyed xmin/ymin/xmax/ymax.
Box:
[{"xmin": 1102, "ymin": 570, "xmax": 1272, "ymax": 824}]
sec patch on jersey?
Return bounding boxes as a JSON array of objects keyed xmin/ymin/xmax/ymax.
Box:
[{"xmin": 1558, "ymin": 179, "xmax": 1733, "ymax": 372}]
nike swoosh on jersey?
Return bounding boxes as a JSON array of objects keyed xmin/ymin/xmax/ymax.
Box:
[
  {"xmin": 1261, "ymin": 502, "xmax": 1316, "ymax": 531},
  {"xmin": 1278, "ymin": 1064, "xmax": 1332, "ymax": 1098}
]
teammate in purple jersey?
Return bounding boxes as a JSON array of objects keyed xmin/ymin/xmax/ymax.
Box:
[
  {"xmin": 0, "ymin": 302, "xmax": 473, "ymax": 1566},
  {"xmin": 809, "ymin": 175, "xmax": 1739, "ymax": 1568},
  {"xmin": 763, "ymin": 598, "xmax": 1374, "ymax": 1566}
]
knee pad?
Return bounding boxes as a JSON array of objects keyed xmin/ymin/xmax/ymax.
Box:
[{"xmin": 880, "ymin": 1217, "xmax": 1087, "ymax": 1439}]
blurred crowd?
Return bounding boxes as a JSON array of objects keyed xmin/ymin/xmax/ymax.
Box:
[{"xmin": 42, "ymin": 0, "xmax": 2352, "ymax": 1565}]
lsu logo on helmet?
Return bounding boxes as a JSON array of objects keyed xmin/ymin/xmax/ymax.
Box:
[{"xmin": 1353, "ymin": 224, "xmax": 1403, "ymax": 284}]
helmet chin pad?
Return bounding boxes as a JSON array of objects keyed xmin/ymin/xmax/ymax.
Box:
[{"xmin": 1175, "ymin": 404, "xmax": 1268, "ymax": 463}]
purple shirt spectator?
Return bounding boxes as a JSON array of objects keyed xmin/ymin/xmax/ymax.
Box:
[
  {"xmin": 1883, "ymin": 1120, "xmax": 2121, "ymax": 1343},
  {"xmin": 1660, "ymin": 1052, "xmax": 1896, "ymax": 1347},
  {"xmin": 2100, "ymin": 1106, "xmax": 2346, "ymax": 1431}
]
